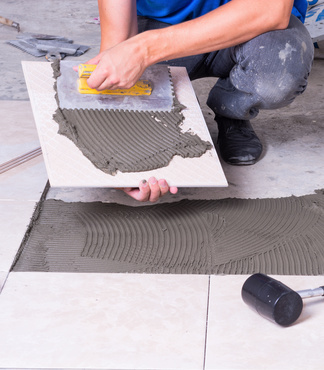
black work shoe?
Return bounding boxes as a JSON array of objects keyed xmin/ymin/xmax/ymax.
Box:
[{"xmin": 215, "ymin": 115, "xmax": 263, "ymax": 165}]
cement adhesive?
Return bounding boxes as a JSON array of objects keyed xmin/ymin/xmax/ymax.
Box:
[
  {"xmin": 54, "ymin": 108, "xmax": 212, "ymax": 175},
  {"xmin": 52, "ymin": 61, "xmax": 212, "ymax": 175},
  {"xmin": 12, "ymin": 190, "xmax": 324, "ymax": 274}
]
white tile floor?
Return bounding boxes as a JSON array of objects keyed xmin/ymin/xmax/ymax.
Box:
[
  {"xmin": 0, "ymin": 273, "xmax": 208, "ymax": 369},
  {"xmin": 0, "ymin": 101, "xmax": 47, "ymax": 202},
  {"xmin": 0, "ymin": 271, "xmax": 324, "ymax": 369},
  {"xmin": 205, "ymin": 275, "xmax": 324, "ymax": 370}
]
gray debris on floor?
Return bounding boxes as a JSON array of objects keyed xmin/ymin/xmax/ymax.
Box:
[{"xmin": 7, "ymin": 33, "xmax": 89, "ymax": 61}]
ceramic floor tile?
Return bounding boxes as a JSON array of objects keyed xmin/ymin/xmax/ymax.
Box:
[
  {"xmin": 205, "ymin": 275, "xmax": 324, "ymax": 370},
  {"xmin": 0, "ymin": 161, "xmax": 47, "ymax": 201},
  {"xmin": 0, "ymin": 100, "xmax": 48, "ymax": 201},
  {"xmin": 0, "ymin": 100, "xmax": 40, "ymax": 163},
  {"xmin": 22, "ymin": 61, "xmax": 227, "ymax": 188},
  {"xmin": 0, "ymin": 201, "xmax": 36, "ymax": 272},
  {"xmin": 0, "ymin": 272, "xmax": 209, "ymax": 370}
]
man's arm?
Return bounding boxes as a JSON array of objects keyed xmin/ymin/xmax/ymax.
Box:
[
  {"xmin": 87, "ymin": 0, "xmax": 294, "ymax": 90},
  {"xmin": 97, "ymin": 0, "xmax": 137, "ymax": 52},
  {"xmin": 85, "ymin": 0, "xmax": 136, "ymax": 67},
  {"xmin": 144, "ymin": 0, "xmax": 294, "ymax": 64},
  {"xmin": 85, "ymin": 1, "xmax": 178, "ymax": 203}
]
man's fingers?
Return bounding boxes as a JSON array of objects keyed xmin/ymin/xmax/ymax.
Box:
[
  {"xmin": 120, "ymin": 178, "xmax": 178, "ymax": 203},
  {"xmin": 73, "ymin": 55, "xmax": 101, "ymax": 73},
  {"xmin": 158, "ymin": 179, "xmax": 170, "ymax": 197},
  {"xmin": 137, "ymin": 179, "xmax": 151, "ymax": 202},
  {"xmin": 96, "ymin": 79, "xmax": 120, "ymax": 91},
  {"xmin": 147, "ymin": 177, "xmax": 161, "ymax": 203},
  {"xmin": 86, "ymin": 68, "xmax": 121, "ymax": 91},
  {"xmin": 122, "ymin": 180, "xmax": 150, "ymax": 202},
  {"xmin": 86, "ymin": 67, "xmax": 106, "ymax": 89},
  {"xmin": 169, "ymin": 186, "xmax": 178, "ymax": 194}
]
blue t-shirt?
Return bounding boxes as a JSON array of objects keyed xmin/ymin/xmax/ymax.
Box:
[{"xmin": 137, "ymin": 0, "xmax": 308, "ymax": 24}]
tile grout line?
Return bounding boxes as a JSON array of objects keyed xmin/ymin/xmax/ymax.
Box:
[
  {"xmin": 0, "ymin": 271, "xmax": 10, "ymax": 295},
  {"xmin": 203, "ymin": 275, "xmax": 211, "ymax": 370}
]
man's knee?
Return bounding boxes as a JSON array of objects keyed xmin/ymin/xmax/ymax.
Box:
[
  {"xmin": 231, "ymin": 16, "xmax": 314, "ymax": 109},
  {"xmin": 245, "ymin": 65, "xmax": 310, "ymax": 109}
]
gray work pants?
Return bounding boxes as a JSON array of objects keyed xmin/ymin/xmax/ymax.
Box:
[{"xmin": 138, "ymin": 15, "xmax": 314, "ymax": 120}]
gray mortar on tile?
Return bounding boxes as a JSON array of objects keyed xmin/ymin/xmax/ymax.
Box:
[
  {"xmin": 12, "ymin": 190, "xmax": 324, "ymax": 275},
  {"xmin": 51, "ymin": 60, "xmax": 212, "ymax": 175}
]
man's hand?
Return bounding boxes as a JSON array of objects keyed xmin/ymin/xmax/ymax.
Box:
[
  {"xmin": 119, "ymin": 177, "xmax": 178, "ymax": 203},
  {"xmin": 86, "ymin": 37, "xmax": 148, "ymax": 91},
  {"xmin": 73, "ymin": 0, "xmax": 141, "ymax": 91}
]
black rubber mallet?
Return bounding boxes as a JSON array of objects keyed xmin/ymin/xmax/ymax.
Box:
[{"xmin": 241, "ymin": 273, "xmax": 324, "ymax": 326}]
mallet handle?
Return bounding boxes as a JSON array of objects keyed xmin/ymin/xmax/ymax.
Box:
[{"xmin": 297, "ymin": 286, "xmax": 324, "ymax": 299}]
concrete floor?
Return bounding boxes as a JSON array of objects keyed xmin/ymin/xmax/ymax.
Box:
[{"xmin": 1, "ymin": 1, "xmax": 324, "ymax": 369}]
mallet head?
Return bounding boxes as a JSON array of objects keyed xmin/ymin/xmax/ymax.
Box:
[{"xmin": 242, "ymin": 273, "xmax": 303, "ymax": 326}]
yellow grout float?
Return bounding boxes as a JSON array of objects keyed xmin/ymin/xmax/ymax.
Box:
[{"xmin": 78, "ymin": 64, "xmax": 152, "ymax": 96}]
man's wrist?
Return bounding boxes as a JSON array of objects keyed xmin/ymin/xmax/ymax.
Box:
[{"xmin": 138, "ymin": 29, "xmax": 167, "ymax": 67}]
